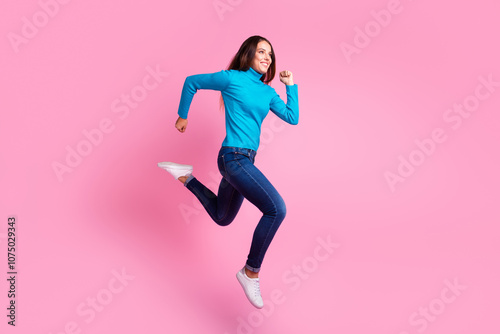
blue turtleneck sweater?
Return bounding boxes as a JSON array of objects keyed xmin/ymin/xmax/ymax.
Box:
[{"xmin": 177, "ymin": 67, "xmax": 299, "ymax": 151}]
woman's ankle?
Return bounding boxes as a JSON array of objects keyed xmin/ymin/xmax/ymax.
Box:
[{"xmin": 245, "ymin": 267, "xmax": 259, "ymax": 278}]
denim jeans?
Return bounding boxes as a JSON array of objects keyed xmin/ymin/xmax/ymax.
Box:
[{"xmin": 184, "ymin": 146, "xmax": 287, "ymax": 272}]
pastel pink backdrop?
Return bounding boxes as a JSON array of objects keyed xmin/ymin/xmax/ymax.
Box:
[{"xmin": 1, "ymin": 0, "xmax": 499, "ymax": 333}]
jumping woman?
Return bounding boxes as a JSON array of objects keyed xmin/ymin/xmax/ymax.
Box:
[{"xmin": 158, "ymin": 35, "xmax": 299, "ymax": 308}]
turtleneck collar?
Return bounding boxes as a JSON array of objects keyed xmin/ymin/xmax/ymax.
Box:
[{"xmin": 245, "ymin": 66, "xmax": 264, "ymax": 82}]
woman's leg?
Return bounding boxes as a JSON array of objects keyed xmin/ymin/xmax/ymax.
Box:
[
  {"xmin": 182, "ymin": 171, "xmax": 245, "ymax": 227},
  {"xmin": 221, "ymin": 151, "xmax": 287, "ymax": 274}
]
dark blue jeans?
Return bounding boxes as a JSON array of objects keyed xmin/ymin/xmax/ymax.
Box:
[{"xmin": 184, "ymin": 146, "xmax": 287, "ymax": 272}]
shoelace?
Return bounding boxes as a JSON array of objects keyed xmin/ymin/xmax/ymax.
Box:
[{"xmin": 253, "ymin": 279, "xmax": 261, "ymax": 298}]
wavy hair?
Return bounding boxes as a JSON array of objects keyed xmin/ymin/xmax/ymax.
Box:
[{"xmin": 219, "ymin": 35, "xmax": 276, "ymax": 111}]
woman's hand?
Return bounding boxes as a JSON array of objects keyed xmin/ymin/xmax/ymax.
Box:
[
  {"xmin": 175, "ymin": 116, "xmax": 188, "ymax": 133},
  {"xmin": 279, "ymin": 70, "xmax": 294, "ymax": 85}
]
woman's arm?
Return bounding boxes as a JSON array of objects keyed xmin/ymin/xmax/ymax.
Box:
[
  {"xmin": 177, "ymin": 70, "xmax": 231, "ymax": 119},
  {"xmin": 269, "ymin": 70, "xmax": 299, "ymax": 125}
]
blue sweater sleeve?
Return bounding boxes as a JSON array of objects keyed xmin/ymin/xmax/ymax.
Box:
[
  {"xmin": 177, "ymin": 70, "xmax": 231, "ymax": 119},
  {"xmin": 269, "ymin": 84, "xmax": 299, "ymax": 125}
]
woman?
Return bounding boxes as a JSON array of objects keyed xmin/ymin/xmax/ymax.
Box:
[{"xmin": 158, "ymin": 35, "xmax": 299, "ymax": 308}]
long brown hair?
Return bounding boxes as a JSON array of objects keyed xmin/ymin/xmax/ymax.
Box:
[{"xmin": 219, "ymin": 35, "xmax": 276, "ymax": 111}]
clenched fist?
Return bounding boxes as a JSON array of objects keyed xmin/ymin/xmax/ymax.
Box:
[
  {"xmin": 175, "ymin": 116, "xmax": 188, "ymax": 133},
  {"xmin": 279, "ymin": 70, "xmax": 294, "ymax": 85}
]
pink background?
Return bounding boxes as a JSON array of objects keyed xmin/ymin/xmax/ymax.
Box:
[{"xmin": 1, "ymin": 0, "xmax": 499, "ymax": 333}]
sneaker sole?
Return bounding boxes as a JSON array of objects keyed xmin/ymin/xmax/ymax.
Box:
[{"xmin": 157, "ymin": 162, "xmax": 193, "ymax": 169}]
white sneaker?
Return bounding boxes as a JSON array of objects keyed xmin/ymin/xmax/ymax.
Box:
[
  {"xmin": 236, "ymin": 267, "xmax": 264, "ymax": 309},
  {"xmin": 157, "ymin": 162, "xmax": 193, "ymax": 180}
]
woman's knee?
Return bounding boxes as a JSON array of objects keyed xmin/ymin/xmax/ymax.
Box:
[
  {"xmin": 215, "ymin": 216, "xmax": 234, "ymax": 227},
  {"xmin": 276, "ymin": 199, "xmax": 287, "ymax": 221},
  {"xmin": 264, "ymin": 197, "xmax": 287, "ymax": 221},
  {"xmin": 214, "ymin": 207, "xmax": 240, "ymax": 226}
]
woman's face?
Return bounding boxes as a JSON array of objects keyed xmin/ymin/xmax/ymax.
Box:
[{"xmin": 250, "ymin": 40, "xmax": 272, "ymax": 75}]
